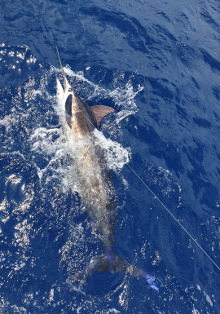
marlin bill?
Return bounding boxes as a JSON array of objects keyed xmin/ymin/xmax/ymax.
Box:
[{"xmin": 56, "ymin": 48, "xmax": 159, "ymax": 292}]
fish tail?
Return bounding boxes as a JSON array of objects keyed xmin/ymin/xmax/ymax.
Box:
[{"xmin": 68, "ymin": 250, "xmax": 160, "ymax": 292}]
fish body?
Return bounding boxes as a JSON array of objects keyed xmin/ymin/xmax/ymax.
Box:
[
  {"xmin": 57, "ymin": 53, "xmax": 116, "ymax": 252},
  {"xmin": 56, "ymin": 48, "xmax": 159, "ymax": 292}
]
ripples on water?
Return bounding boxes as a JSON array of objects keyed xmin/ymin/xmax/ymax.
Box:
[{"xmin": 0, "ymin": 0, "xmax": 220, "ymax": 313}]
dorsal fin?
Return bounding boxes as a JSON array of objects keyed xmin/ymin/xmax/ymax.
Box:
[{"xmin": 91, "ymin": 105, "xmax": 116, "ymax": 126}]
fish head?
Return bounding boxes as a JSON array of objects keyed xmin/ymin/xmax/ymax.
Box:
[
  {"xmin": 56, "ymin": 47, "xmax": 116, "ymax": 133},
  {"xmin": 56, "ymin": 48, "xmax": 84, "ymax": 130},
  {"xmin": 62, "ymin": 78, "xmax": 94, "ymax": 134},
  {"xmin": 63, "ymin": 79, "xmax": 79, "ymax": 129}
]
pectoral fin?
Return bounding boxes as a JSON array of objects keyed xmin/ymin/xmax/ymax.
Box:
[{"xmin": 91, "ymin": 105, "xmax": 116, "ymax": 126}]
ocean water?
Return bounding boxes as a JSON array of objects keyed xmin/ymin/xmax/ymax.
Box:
[{"xmin": 0, "ymin": 0, "xmax": 220, "ymax": 313}]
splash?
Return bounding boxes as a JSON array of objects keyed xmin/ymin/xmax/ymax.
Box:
[{"xmin": 93, "ymin": 129, "xmax": 131, "ymax": 172}]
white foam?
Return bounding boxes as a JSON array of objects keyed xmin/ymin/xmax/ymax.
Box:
[
  {"xmin": 49, "ymin": 288, "xmax": 54, "ymax": 302},
  {"xmin": 93, "ymin": 129, "xmax": 130, "ymax": 172},
  {"xmin": 0, "ymin": 113, "xmax": 18, "ymax": 132},
  {"xmin": 30, "ymin": 127, "xmax": 65, "ymax": 155},
  {"xmin": 203, "ymin": 291, "xmax": 213, "ymax": 307}
]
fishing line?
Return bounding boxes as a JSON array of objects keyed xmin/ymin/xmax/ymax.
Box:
[
  {"xmin": 56, "ymin": 59, "xmax": 220, "ymax": 272},
  {"xmin": 126, "ymin": 164, "xmax": 220, "ymax": 271}
]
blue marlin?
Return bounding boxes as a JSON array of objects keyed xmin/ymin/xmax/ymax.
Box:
[{"xmin": 56, "ymin": 48, "xmax": 158, "ymax": 292}]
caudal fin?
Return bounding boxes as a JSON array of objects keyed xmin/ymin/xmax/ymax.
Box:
[{"xmin": 68, "ymin": 250, "xmax": 160, "ymax": 292}]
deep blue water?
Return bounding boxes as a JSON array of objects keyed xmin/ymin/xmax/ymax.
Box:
[{"xmin": 1, "ymin": 0, "xmax": 220, "ymax": 313}]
